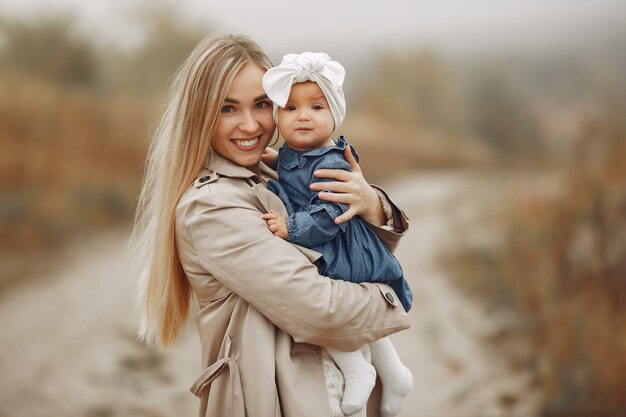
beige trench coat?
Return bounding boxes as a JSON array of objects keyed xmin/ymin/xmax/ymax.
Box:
[{"xmin": 175, "ymin": 153, "xmax": 410, "ymax": 417}]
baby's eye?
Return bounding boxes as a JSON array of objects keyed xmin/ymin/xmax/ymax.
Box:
[
  {"xmin": 312, "ymin": 104, "xmax": 324, "ymax": 110},
  {"xmin": 221, "ymin": 105, "xmax": 235, "ymax": 113},
  {"xmin": 285, "ymin": 104, "xmax": 296, "ymax": 111}
]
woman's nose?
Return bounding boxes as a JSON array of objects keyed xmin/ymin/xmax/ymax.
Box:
[{"xmin": 238, "ymin": 110, "xmax": 259, "ymax": 132}]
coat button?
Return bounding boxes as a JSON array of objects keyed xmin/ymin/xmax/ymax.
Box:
[
  {"xmin": 199, "ymin": 176, "xmax": 210, "ymax": 183},
  {"xmin": 385, "ymin": 292, "xmax": 395, "ymax": 304}
]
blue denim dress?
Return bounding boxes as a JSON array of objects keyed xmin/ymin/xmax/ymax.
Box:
[{"xmin": 267, "ymin": 136, "xmax": 412, "ymax": 312}]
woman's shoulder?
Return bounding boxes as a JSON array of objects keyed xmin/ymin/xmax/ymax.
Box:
[{"xmin": 177, "ymin": 170, "xmax": 262, "ymax": 224}]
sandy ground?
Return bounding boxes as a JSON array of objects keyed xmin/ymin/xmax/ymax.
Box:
[
  {"xmin": 0, "ymin": 173, "xmax": 542, "ymax": 417},
  {"xmin": 387, "ymin": 174, "xmax": 542, "ymax": 417}
]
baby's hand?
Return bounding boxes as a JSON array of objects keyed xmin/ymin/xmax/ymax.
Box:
[{"xmin": 261, "ymin": 210, "xmax": 288, "ymax": 239}]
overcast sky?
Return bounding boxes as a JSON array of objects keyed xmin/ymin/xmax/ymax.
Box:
[{"xmin": 1, "ymin": 0, "xmax": 624, "ymax": 61}]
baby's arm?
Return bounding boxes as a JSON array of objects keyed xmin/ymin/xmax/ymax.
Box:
[
  {"xmin": 261, "ymin": 210, "xmax": 288, "ymax": 239},
  {"xmin": 284, "ymin": 156, "xmax": 351, "ymax": 247},
  {"xmin": 283, "ymin": 203, "xmax": 346, "ymax": 247}
]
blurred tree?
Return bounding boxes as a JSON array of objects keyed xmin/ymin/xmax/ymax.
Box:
[
  {"xmin": 361, "ymin": 51, "xmax": 465, "ymax": 135},
  {"xmin": 0, "ymin": 14, "xmax": 96, "ymax": 87},
  {"xmin": 466, "ymin": 63, "xmax": 542, "ymax": 157},
  {"xmin": 103, "ymin": 3, "xmax": 207, "ymax": 95}
]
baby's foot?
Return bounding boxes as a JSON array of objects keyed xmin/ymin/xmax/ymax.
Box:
[
  {"xmin": 380, "ymin": 365, "xmax": 413, "ymax": 417},
  {"xmin": 341, "ymin": 362, "xmax": 377, "ymax": 416}
]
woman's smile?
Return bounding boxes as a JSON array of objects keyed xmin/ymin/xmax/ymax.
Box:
[
  {"xmin": 231, "ymin": 136, "xmax": 261, "ymax": 149},
  {"xmin": 212, "ymin": 63, "xmax": 275, "ymax": 172}
]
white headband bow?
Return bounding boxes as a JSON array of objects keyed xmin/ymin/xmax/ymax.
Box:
[{"xmin": 262, "ymin": 52, "xmax": 346, "ymax": 129}]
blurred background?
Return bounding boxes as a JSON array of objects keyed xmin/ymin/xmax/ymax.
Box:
[{"xmin": 0, "ymin": 1, "xmax": 624, "ymax": 416}]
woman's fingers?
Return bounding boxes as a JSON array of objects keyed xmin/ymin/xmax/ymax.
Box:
[
  {"xmin": 343, "ymin": 145, "xmax": 361, "ymax": 172},
  {"xmin": 317, "ymin": 191, "xmax": 360, "ymax": 224},
  {"xmin": 261, "ymin": 147, "xmax": 278, "ymax": 167},
  {"xmin": 310, "ymin": 181, "xmax": 355, "ymax": 193},
  {"xmin": 316, "ymin": 191, "xmax": 355, "ymax": 204},
  {"xmin": 308, "ymin": 145, "xmax": 375, "ymax": 223},
  {"xmin": 263, "ymin": 147, "xmax": 278, "ymax": 157},
  {"xmin": 334, "ymin": 207, "xmax": 357, "ymax": 225},
  {"xmin": 313, "ymin": 168, "xmax": 351, "ymax": 182},
  {"xmin": 313, "ymin": 146, "xmax": 359, "ymax": 180},
  {"xmin": 318, "ymin": 191, "xmax": 362, "ymax": 225}
]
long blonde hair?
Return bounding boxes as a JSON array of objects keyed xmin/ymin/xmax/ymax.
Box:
[{"xmin": 131, "ymin": 34, "xmax": 273, "ymax": 348}]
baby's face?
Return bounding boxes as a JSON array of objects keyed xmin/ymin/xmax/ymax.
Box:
[{"xmin": 277, "ymin": 81, "xmax": 335, "ymax": 152}]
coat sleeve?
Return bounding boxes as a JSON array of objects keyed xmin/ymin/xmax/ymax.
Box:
[
  {"xmin": 366, "ymin": 185, "xmax": 409, "ymax": 253},
  {"xmin": 185, "ymin": 185, "xmax": 409, "ymax": 351}
]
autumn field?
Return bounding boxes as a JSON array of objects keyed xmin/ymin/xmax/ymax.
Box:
[{"xmin": 1, "ymin": 10, "xmax": 625, "ymax": 416}]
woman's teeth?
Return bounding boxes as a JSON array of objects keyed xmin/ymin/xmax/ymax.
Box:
[{"xmin": 233, "ymin": 137, "xmax": 259, "ymax": 147}]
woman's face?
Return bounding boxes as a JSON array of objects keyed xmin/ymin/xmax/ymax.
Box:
[{"xmin": 213, "ymin": 64, "xmax": 275, "ymax": 172}]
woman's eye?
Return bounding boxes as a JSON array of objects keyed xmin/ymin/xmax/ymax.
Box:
[
  {"xmin": 256, "ymin": 100, "xmax": 271, "ymax": 109},
  {"xmin": 221, "ymin": 105, "xmax": 235, "ymax": 113}
]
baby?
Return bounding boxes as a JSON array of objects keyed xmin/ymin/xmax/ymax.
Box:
[{"xmin": 261, "ymin": 52, "xmax": 413, "ymax": 417}]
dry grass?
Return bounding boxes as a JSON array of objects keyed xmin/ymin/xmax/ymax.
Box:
[
  {"xmin": 0, "ymin": 72, "xmax": 158, "ymax": 286},
  {"xmin": 342, "ymin": 109, "xmax": 494, "ymax": 182},
  {"xmin": 445, "ymin": 118, "xmax": 626, "ymax": 414}
]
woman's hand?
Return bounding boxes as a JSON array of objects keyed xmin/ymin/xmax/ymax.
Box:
[
  {"xmin": 261, "ymin": 147, "xmax": 278, "ymax": 170},
  {"xmin": 310, "ymin": 145, "xmax": 386, "ymax": 226}
]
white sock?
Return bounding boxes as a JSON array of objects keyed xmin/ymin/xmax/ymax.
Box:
[
  {"xmin": 369, "ymin": 337, "xmax": 413, "ymax": 417},
  {"xmin": 327, "ymin": 347, "xmax": 377, "ymax": 415}
]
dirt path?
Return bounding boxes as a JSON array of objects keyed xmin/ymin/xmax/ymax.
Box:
[
  {"xmin": 0, "ymin": 173, "xmax": 541, "ymax": 417},
  {"xmin": 0, "ymin": 232, "xmax": 200, "ymax": 417},
  {"xmin": 387, "ymin": 174, "xmax": 541, "ymax": 417}
]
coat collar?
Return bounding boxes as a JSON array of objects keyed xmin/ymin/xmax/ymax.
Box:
[
  {"xmin": 203, "ymin": 152, "xmax": 277, "ymax": 182},
  {"xmin": 205, "ymin": 152, "xmax": 258, "ymax": 179}
]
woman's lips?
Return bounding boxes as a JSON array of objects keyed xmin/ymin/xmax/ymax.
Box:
[{"xmin": 231, "ymin": 136, "xmax": 259, "ymax": 149}]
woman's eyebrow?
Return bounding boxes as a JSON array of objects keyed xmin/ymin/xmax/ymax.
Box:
[{"xmin": 223, "ymin": 94, "xmax": 268, "ymax": 104}]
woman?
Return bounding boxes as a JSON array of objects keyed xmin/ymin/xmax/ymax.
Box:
[{"xmin": 131, "ymin": 34, "xmax": 410, "ymax": 417}]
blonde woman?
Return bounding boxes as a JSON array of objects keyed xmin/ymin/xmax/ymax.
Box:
[{"xmin": 131, "ymin": 34, "xmax": 410, "ymax": 417}]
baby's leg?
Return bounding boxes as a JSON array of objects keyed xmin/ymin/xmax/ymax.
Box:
[
  {"xmin": 326, "ymin": 347, "xmax": 376, "ymax": 415},
  {"xmin": 369, "ymin": 337, "xmax": 413, "ymax": 417}
]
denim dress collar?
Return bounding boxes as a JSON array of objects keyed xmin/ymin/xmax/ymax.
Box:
[{"xmin": 278, "ymin": 135, "xmax": 360, "ymax": 171}]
